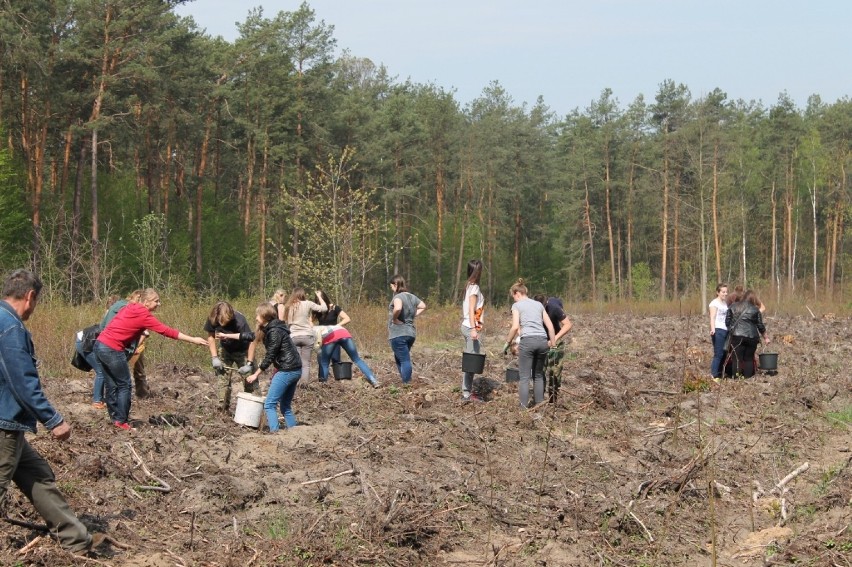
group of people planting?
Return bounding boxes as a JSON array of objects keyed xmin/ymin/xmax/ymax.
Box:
[
  {"xmin": 16, "ymin": 265, "xmax": 784, "ymax": 558},
  {"xmin": 460, "ymin": 260, "xmax": 574, "ymax": 407},
  {"xmin": 67, "ymin": 259, "xmax": 580, "ymax": 435},
  {"xmin": 709, "ymin": 284, "xmax": 770, "ymax": 379},
  {"xmin": 0, "ymin": 264, "xmax": 581, "ymax": 556},
  {"xmin": 72, "ymin": 286, "xmax": 383, "ymax": 434}
]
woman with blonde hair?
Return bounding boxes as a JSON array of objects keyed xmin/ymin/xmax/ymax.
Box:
[
  {"xmin": 503, "ymin": 279, "xmax": 555, "ymax": 408},
  {"xmin": 95, "ymin": 288, "xmax": 208, "ymax": 430},
  {"xmin": 271, "ymin": 289, "xmax": 287, "ymax": 320}
]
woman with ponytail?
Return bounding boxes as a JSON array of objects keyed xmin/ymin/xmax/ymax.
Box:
[{"xmin": 503, "ymin": 279, "xmax": 555, "ymax": 408}]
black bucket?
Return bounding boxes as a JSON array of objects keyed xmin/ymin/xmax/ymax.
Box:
[
  {"xmin": 505, "ymin": 368, "xmax": 519, "ymax": 383},
  {"xmin": 758, "ymin": 353, "xmax": 778, "ymax": 371},
  {"xmin": 462, "ymin": 352, "xmax": 486, "ymax": 374},
  {"xmin": 332, "ymin": 361, "xmax": 352, "ymax": 380}
]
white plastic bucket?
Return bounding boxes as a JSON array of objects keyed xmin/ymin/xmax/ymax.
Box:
[{"xmin": 234, "ymin": 392, "xmax": 265, "ymax": 428}]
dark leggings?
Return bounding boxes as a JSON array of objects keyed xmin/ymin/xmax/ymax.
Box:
[{"xmin": 727, "ymin": 335, "xmax": 759, "ymax": 377}]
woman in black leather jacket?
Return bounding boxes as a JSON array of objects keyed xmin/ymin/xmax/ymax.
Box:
[
  {"xmin": 247, "ymin": 303, "xmax": 302, "ymax": 432},
  {"xmin": 724, "ymin": 290, "xmax": 767, "ymax": 377}
]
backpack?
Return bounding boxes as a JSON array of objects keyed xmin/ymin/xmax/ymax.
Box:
[
  {"xmin": 70, "ymin": 349, "xmax": 92, "ymax": 372},
  {"xmin": 80, "ymin": 324, "xmax": 101, "ymax": 353}
]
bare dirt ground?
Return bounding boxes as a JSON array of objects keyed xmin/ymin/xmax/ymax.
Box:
[{"xmin": 2, "ymin": 313, "xmax": 850, "ymax": 566}]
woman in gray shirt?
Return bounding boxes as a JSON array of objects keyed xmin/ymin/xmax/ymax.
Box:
[
  {"xmin": 503, "ymin": 279, "xmax": 555, "ymax": 408},
  {"xmin": 388, "ymin": 275, "xmax": 426, "ymax": 384}
]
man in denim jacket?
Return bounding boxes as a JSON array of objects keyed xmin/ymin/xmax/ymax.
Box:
[{"xmin": 0, "ymin": 269, "xmax": 92, "ymax": 553}]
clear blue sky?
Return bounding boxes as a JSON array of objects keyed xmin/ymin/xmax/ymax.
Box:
[{"xmin": 174, "ymin": 0, "xmax": 850, "ymax": 117}]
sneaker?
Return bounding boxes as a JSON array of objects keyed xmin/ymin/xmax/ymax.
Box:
[
  {"xmin": 91, "ymin": 401, "xmax": 106, "ymax": 410},
  {"xmin": 113, "ymin": 421, "xmax": 135, "ymax": 431}
]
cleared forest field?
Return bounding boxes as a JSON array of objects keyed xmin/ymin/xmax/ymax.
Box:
[{"xmin": 2, "ymin": 304, "xmax": 850, "ymax": 566}]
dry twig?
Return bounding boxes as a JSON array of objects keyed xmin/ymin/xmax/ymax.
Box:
[
  {"xmin": 126, "ymin": 442, "xmax": 172, "ymax": 492},
  {"xmin": 772, "ymin": 462, "xmax": 809, "ymax": 494},
  {"xmin": 300, "ymin": 468, "xmax": 355, "ymax": 485}
]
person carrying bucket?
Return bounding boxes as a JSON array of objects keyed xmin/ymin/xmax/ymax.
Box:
[
  {"xmin": 314, "ymin": 325, "xmax": 379, "ymax": 388},
  {"xmin": 502, "ymin": 279, "xmax": 555, "ymax": 409},
  {"xmin": 206, "ymin": 301, "xmax": 259, "ymax": 413},
  {"xmin": 460, "ymin": 260, "xmax": 485, "ymax": 403},
  {"xmin": 246, "ymin": 303, "xmax": 302, "ymax": 433}
]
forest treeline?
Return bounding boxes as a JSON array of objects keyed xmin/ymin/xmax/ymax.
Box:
[{"xmin": 1, "ymin": 1, "xmax": 850, "ymax": 307}]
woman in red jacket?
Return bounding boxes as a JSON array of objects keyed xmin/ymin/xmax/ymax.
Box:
[{"xmin": 95, "ymin": 288, "xmax": 208, "ymax": 430}]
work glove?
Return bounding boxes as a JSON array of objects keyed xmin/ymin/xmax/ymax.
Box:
[
  {"xmin": 211, "ymin": 356, "xmax": 224, "ymax": 370},
  {"xmin": 502, "ymin": 342, "xmax": 510, "ymax": 355},
  {"xmin": 238, "ymin": 362, "xmax": 254, "ymax": 375}
]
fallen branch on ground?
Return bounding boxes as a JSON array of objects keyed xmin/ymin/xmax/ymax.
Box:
[
  {"xmin": 126, "ymin": 442, "xmax": 172, "ymax": 492},
  {"xmin": 300, "ymin": 468, "xmax": 355, "ymax": 485},
  {"xmin": 772, "ymin": 462, "xmax": 809, "ymax": 494}
]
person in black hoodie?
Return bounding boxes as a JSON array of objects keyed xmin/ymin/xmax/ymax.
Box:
[
  {"xmin": 724, "ymin": 289, "xmax": 768, "ymax": 378},
  {"xmin": 246, "ymin": 303, "xmax": 302, "ymax": 432}
]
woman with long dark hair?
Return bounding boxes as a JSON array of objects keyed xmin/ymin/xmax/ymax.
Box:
[
  {"xmin": 314, "ymin": 290, "xmax": 351, "ymax": 375},
  {"xmin": 724, "ymin": 289, "xmax": 768, "ymax": 378},
  {"xmin": 387, "ymin": 275, "xmax": 426, "ymax": 384},
  {"xmin": 708, "ymin": 283, "xmax": 729, "ymax": 379},
  {"xmin": 460, "ymin": 260, "xmax": 485, "ymax": 402},
  {"xmin": 281, "ymin": 287, "xmax": 327, "ymax": 384},
  {"xmin": 247, "ymin": 303, "xmax": 302, "ymax": 432}
]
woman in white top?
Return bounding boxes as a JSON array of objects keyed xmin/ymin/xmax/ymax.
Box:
[
  {"xmin": 460, "ymin": 260, "xmax": 485, "ymax": 402},
  {"xmin": 708, "ymin": 283, "xmax": 729, "ymax": 378},
  {"xmin": 503, "ymin": 279, "xmax": 555, "ymax": 408},
  {"xmin": 282, "ymin": 288, "xmax": 327, "ymax": 384}
]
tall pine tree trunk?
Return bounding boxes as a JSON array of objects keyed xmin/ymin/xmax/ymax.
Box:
[
  {"xmin": 712, "ymin": 142, "xmax": 721, "ymax": 282},
  {"xmin": 435, "ymin": 167, "xmax": 444, "ymax": 299},
  {"xmin": 91, "ymin": 128, "xmax": 100, "ymax": 299},
  {"xmin": 604, "ymin": 158, "xmax": 616, "ymax": 296}
]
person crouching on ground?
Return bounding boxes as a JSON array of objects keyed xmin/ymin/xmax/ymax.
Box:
[
  {"xmin": 95, "ymin": 288, "xmax": 208, "ymax": 430},
  {"xmin": 205, "ymin": 301, "xmax": 258, "ymax": 413},
  {"xmin": 534, "ymin": 294, "xmax": 573, "ymax": 403},
  {"xmin": 246, "ymin": 303, "xmax": 301, "ymax": 433},
  {"xmin": 315, "ymin": 325, "xmax": 379, "ymax": 387}
]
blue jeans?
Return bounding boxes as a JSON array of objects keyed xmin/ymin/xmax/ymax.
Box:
[
  {"xmin": 319, "ymin": 338, "xmax": 377, "ymax": 385},
  {"xmin": 264, "ymin": 369, "xmax": 300, "ymax": 432},
  {"xmin": 94, "ymin": 342, "xmax": 132, "ymax": 423},
  {"xmin": 389, "ymin": 335, "xmax": 416, "ymax": 384},
  {"xmin": 317, "ymin": 343, "xmax": 341, "ymax": 376},
  {"xmin": 710, "ymin": 329, "xmax": 728, "ymax": 378},
  {"xmin": 75, "ymin": 337, "xmax": 106, "ymax": 403}
]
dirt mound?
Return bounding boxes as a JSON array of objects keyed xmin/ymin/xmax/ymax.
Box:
[{"xmin": 2, "ymin": 314, "xmax": 850, "ymax": 565}]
